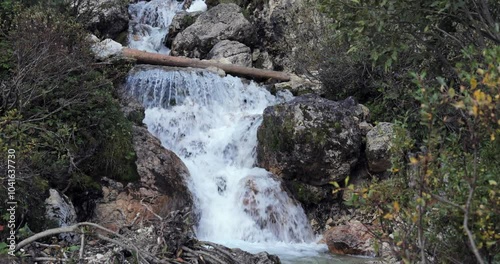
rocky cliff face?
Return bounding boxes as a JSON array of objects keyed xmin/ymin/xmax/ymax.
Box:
[
  {"xmin": 93, "ymin": 99, "xmax": 194, "ymax": 232},
  {"xmin": 249, "ymin": 0, "xmax": 331, "ymax": 71}
]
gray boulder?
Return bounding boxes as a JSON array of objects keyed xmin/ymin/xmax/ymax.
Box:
[
  {"xmin": 366, "ymin": 122, "xmax": 395, "ymax": 173},
  {"xmin": 78, "ymin": 0, "xmax": 129, "ymax": 39},
  {"xmin": 171, "ymin": 3, "xmax": 256, "ymax": 58},
  {"xmin": 207, "ymin": 40, "xmax": 252, "ymax": 67},
  {"xmin": 165, "ymin": 11, "xmax": 202, "ymax": 48},
  {"xmin": 252, "ymin": 0, "xmax": 332, "ymax": 71},
  {"xmin": 257, "ymin": 94, "xmax": 364, "ymax": 186},
  {"xmin": 256, "ymin": 95, "xmax": 367, "ymax": 232}
]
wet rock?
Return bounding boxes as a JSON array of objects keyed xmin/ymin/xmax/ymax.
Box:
[
  {"xmin": 207, "ymin": 40, "xmax": 252, "ymax": 67},
  {"xmin": 324, "ymin": 221, "xmax": 375, "ymax": 256},
  {"xmin": 93, "ymin": 125, "xmax": 193, "ymax": 232},
  {"xmin": 257, "ymin": 94, "xmax": 364, "ymax": 186},
  {"xmin": 78, "ymin": 0, "xmax": 129, "ymax": 39},
  {"xmin": 165, "ymin": 11, "xmax": 203, "ymax": 48},
  {"xmin": 231, "ymin": 248, "xmax": 281, "ymax": 264},
  {"xmin": 171, "ymin": 3, "xmax": 256, "ymax": 58},
  {"xmin": 257, "ymin": 95, "xmax": 368, "ymax": 233},
  {"xmin": 366, "ymin": 122, "xmax": 395, "ymax": 173},
  {"xmin": 45, "ymin": 189, "xmax": 79, "ymax": 243}
]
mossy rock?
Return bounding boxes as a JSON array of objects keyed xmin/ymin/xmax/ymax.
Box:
[{"xmin": 257, "ymin": 94, "xmax": 364, "ymax": 186}]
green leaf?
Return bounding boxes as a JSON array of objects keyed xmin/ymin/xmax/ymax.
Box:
[
  {"xmin": 67, "ymin": 245, "xmax": 80, "ymax": 252},
  {"xmin": 330, "ymin": 181, "xmax": 340, "ymax": 188},
  {"xmin": 448, "ymin": 88, "xmax": 455, "ymax": 97}
]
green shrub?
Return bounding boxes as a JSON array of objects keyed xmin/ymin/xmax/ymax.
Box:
[
  {"xmin": 317, "ymin": 0, "xmax": 499, "ymax": 262},
  {"xmin": 0, "ymin": 4, "xmax": 135, "ymax": 237}
]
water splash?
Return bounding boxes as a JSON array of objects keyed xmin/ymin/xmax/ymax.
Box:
[
  {"xmin": 125, "ymin": 67, "xmax": 315, "ymax": 243},
  {"xmin": 128, "ymin": 0, "xmax": 184, "ymax": 53}
]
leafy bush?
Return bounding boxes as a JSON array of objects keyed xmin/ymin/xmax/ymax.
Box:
[
  {"xmin": 317, "ymin": 0, "xmax": 500, "ymax": 263},
  {"xmin": 0, "ymin": 3, "xmax": 135, "ymax": 236}
]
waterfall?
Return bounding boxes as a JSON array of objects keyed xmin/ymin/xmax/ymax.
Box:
[
  {"xmin": 128, "ymin": 0, "xmax": 184, "ymax": 54},
  {"xmin": 126, "ymin": 67, "xmax": 315, "ymax": 243},
  {"xmin": 125, "ymin": 2, "xmax": 330, "ymax": 262}
]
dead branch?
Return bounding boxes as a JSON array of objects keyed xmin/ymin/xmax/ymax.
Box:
[{"xmin": 122, "ymin": 48, "xmax": 291, "ymax": 81}]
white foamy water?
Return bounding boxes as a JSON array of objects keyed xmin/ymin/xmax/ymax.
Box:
[
  {"xmin": 128, "ymin": 0, "xmax": 184, "ymax": 53},
  {"xmin": 187, "ymin": 0, "xmax": 207, "ymax": 12},
  {"xmin": 126, "ymin": 68, "xmax": 315, "ymax": 243}
]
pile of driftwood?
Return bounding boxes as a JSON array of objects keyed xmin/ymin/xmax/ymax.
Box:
[{"xmin": 10, "ymin": 210, "xmax": 279, "ymax": 264}]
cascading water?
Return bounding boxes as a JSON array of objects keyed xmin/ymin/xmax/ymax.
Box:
[
  {"xmin": 128, "ymin": 0, "xmax": 207, "ymax": 54},
  {"xmin": 125, "ymin": 66, "xmax": 331, "ymax": 261},
  {"xmin": 126, "ymin": 67, "xmax": 315, "ymax": 244},
  {"xmin": 128, "ymin": 0, "xmax": 183, "ymax": 53},
  {"xmin": 123, "ymin": 2, "xmax": 366, "ymax": 263}
]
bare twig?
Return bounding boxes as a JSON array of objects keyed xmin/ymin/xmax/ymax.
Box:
[
  {"xmin": 463, "ymin": 149, "xmax": 485, "ymax": 264},
  {"xmin": 33, "ymin": 257, "xmax": 71, "ymax": 262},
  {"xmin": 79, "ymin": 227, "xmax": 85, "ymax": 263}
]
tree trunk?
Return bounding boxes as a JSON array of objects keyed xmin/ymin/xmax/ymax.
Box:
[{"xmin": 122, "ymin": 48, "xmax": 290, "ymax": 82}]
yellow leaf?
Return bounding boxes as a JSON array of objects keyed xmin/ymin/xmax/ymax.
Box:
[
  {"xmin": 393, "ymin": 201, "xmax": 400, "ymax": 212},
  {"xmin": 383, "ymin": 213, "xmax": 394, "ymax": 220},
  {"xmin": 472, "ymin": 105, "xmax": 479, "ymax": 116},
  {"xmin": 491, "ymin": 133, "xmax": 496, "ymax": 141},
  {"xmin": 473, "ymin": 89, "xmax": 481, "ymax": 100},
  {"xmin": 453, "ymin": 101, "xmax": 465, "ymax": 109},
  {"xmin": 489, "ymin": 180, "xmax": 497, "ymax": 186},
  {"xmin": 471, "ymin": 78, "xmax": 478, "ymax": 89},
  {"xmin": 410, "ymin": 157, "xmax": 419, "ymax": 165},
  {"xmin": 412, "ymin": 215, "xmax": 418, "ymax": 223}
]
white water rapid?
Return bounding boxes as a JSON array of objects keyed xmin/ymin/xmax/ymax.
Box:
[
  {"xmin": 124, "ymin": 2, "xmax": 376, "ymax": 263},
  {"xmin": 125, "ymin": 66, "xmax": 331, "ymax": 262},
  {"xmin": 128, "ymin": 0, "xmax": 183, "ymax": 53}
]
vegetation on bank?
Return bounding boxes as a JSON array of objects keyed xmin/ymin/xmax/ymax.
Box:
[
  {"xmin": 0, "ymin": 0, "xmax": 135, "ymax": 238},
  {"xmin": 304, "ymin": 0, "xmax": 500, "ymax": 263}
]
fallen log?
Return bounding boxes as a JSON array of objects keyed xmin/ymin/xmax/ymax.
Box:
[{"xmin": 122, "ymin": 48, "xmax": 290, "ymax": 82}]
